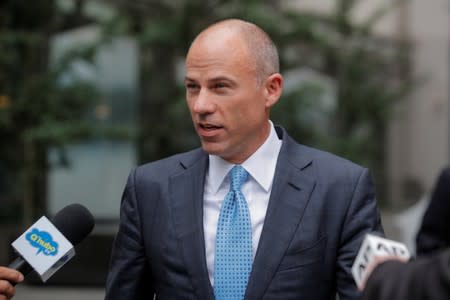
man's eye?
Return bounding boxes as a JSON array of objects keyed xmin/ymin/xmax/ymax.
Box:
[
  {"xmin": 214, "ymin": 83, "xmax": 227, "ymax": 89},
  {"xmin": 186, "ymin": 83, "xmax": 199, "ymax": 90}
]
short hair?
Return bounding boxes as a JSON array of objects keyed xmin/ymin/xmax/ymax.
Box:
[{"xmin": 194, "ymin": 19, "xmax": 280, "ymax": 83}]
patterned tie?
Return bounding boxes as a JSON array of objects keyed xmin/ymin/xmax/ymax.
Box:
[{"xmin": 214, "ymin": 165, "xmax": 252, "ymax": 300}]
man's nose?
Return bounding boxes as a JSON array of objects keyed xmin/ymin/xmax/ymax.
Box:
[{"xmin": 193, "ymin": 89, "xmax": 215, "ymax": 114}]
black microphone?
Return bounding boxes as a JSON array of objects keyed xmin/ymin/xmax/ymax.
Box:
[{"xmin": 8, "ymin": 203, "xmax": 95, "ymax": 283}]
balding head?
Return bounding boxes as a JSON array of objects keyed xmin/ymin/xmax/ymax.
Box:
[
  {"xmin": 184, "ymin": 18, "xmax": 283, "ymax": 163},
  {"xmin": 188, "ymin": 19, "xmax": 279, "ymax": 84}
]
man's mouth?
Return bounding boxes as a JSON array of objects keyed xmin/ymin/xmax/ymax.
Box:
[
  {"xmin": 199, "ymin": 123, "xmax": 222, "ymax": 130},
  {"xmin": 197, "ymin": 123, "xmax": 224, "ymax": 137}
]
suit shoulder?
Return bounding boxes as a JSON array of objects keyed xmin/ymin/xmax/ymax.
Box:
[
  {"xmin": 280, "ymin": 128, "xmax": 365, "ymax": 174},
  {"xmin": 295, "ymin": 142, "xmax": 365, "ymax": 171},
  {"xmin": 285, "ymin": 141, "xmax": 369, "ymax": 185},
  {"xmin": 132, "ymin": 148, "xmax": 205, "ymax": 180}
]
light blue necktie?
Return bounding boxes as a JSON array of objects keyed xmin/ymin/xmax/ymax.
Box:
[{"xmin": 214, "ymin": 165, "xmax": 252, "ymax": 300}]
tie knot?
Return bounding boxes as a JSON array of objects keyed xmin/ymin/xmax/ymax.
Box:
[{"xmin": 230, "ymin": 165, "xmax": 248, "ymax": 191}]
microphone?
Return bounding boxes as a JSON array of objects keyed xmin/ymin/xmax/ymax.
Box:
[
  {"xmin": 352, "ymin": 234, "xmax": 411, "ymax": 290},
  {"xmin": 8, "ymin": 203, "xmax": 95, "ymax": 283}
]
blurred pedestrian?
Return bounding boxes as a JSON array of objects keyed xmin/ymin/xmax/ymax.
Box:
[
  {"xmin": 362, "ymin": 247, "xmax": 450, "ymax": 300},
  {"xmin": 360, "ymin": 165, "xmax": 450, "ymax": 300},
  {"xmin": 416, "ymin": 165, "xmax": 450, "ymax": 254}
]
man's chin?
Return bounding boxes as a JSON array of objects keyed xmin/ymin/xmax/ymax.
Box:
[
  {"xmin": 200, "ymin": 144, "xmax": 245, "ymax": 163},
  {"xmin": 200, "ymin": 143, "xmax": 223, "ymax": 156}
]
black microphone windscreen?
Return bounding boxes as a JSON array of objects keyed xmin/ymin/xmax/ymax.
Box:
[{"xmin": 51, "ymin": 203, "xmax": 95, "ymax": 246}]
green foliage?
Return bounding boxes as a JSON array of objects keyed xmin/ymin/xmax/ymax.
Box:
[
  {"xmin": 103, "ymin": 0, "xmax": 411, "ymax": 203},
  {"xmin": 0, "ymin": 0, "xmax": 413, "ymax": 220},
  {"xmin": 0, "ymin": 0, "xmax": 105, "ymax": 221},
  {"xmin": 274, "ymin": 0, "xmax": 412, "ymax": 203}
]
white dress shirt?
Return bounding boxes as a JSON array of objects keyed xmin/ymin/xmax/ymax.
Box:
[{"xmin": 203, "ymin": 121, "xmax": 282, "ymax": 285}]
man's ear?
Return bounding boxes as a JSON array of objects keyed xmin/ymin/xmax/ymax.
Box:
[{"xmin": 264, "ymin": 73, "xmax": 283, "ymax": 108}]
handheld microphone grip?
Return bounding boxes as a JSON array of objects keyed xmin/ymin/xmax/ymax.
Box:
[{"xmin": 8, "ymin": 257, "xmax": 32, "ymax": 286}]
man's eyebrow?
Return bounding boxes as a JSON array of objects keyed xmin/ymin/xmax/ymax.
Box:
[
  {"xmin": 208, "ymin": 76, "xmax": 235, "ymax": 84},
  {"xmin": 184, "ymin": 76, "xmax": 236, "ymax": 84}
]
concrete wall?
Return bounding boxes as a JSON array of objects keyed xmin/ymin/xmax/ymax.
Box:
[
  {"xmin": 285, "ymin": 0, "xmax": 450, "ymax": 205},
  {"xmin": 388, "ymin": 0, "xmax": 450, "ymax": 204}
]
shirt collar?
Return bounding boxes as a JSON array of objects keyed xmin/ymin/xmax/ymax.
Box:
[{"xmin": 208, "ymin": 121, "xmax": 282, "ymax": 194}]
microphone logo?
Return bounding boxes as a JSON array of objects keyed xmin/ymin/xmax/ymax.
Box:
[{"xmin": 25, "ymin": 228, "xmax": 59, "ymax": 256}]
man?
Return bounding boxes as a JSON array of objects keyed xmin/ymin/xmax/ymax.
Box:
[
  {"xmin": 0, "ymin": 267, "xmax": 23, "ymax": 300},
  {"xmin": 105, "ymin": 19, "xmax": 383, "ymax": 299}
]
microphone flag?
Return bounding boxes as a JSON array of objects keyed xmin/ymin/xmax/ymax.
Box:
[
  {"xmin": 11, "ymin": 216, "xmax": 75, "ymax": 282},
  {"xmin": 352, "ymin": 234, "xmax": 411, "ymax": 289}
]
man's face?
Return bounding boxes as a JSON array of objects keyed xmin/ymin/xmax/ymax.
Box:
[{"xmin": 185, "ymin": 33, "xmax": 271, "ymax": 164}]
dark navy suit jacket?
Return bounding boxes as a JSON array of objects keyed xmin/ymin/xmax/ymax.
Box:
[{"xmin": 105, "ymin": 126, "xmax": 383, "ymax": 299}]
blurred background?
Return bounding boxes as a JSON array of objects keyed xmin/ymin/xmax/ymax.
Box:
[{"xmin": 0, "ymin": 0, "xmax": 448, "ymax": 298}]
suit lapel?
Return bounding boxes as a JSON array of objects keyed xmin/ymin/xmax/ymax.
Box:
[
  {"xmin": 245, "ymin": 134, "xmax": 316, "ymax": 300},
  {"xmin": 169, "ymin": 152, "xmax": 215, "ymax": 300},
  {"xmin": 168, "ymin": 127, "xmax": 315, "ymax": 300}
]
